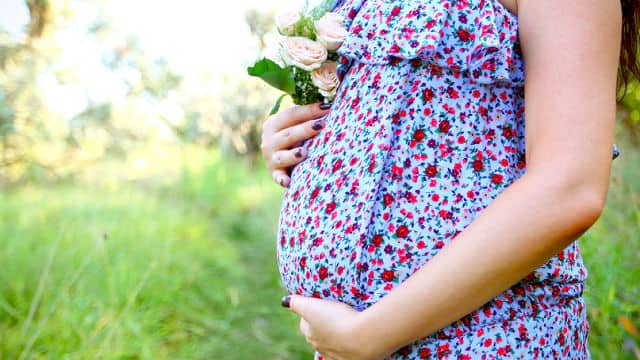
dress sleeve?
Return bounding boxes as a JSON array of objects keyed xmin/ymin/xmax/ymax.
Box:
[{"xmin": 335, "ymin": 0, "xmax": 524, "ymax": 86}]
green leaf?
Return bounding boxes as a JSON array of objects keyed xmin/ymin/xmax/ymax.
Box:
[
  {"xmin": 247, "ymin": 58, "xmax": 295, "ymax": 94},
  {"xmin": 294, "ymin": 15, "xmax": 317, "ymax": 39},
  {"xmin": 269, "ymin": 94, "xmax": 288, "ymax": 116},
  {"xmin": 310, "ymin": 0, "xmax": 338, "ymax": 19}
]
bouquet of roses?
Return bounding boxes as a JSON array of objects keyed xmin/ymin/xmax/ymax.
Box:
[{"xmin": 247, "ymin": 0, "xmax": 347, "ymax": 115}]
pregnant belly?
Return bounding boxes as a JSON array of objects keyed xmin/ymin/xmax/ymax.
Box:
[
  {"xmin": 276, "ymin": 133, "xmax": 368, "ymax": 309},
  {"xmin": 274, "ymin": 96, "xmax": 397, "ymax": 309},
  {"xmin": 274, "ymin": 109, "xmax": 448, "ymax": 312},
  {"xmin": 274, "ymin": 109, "xmax": 488, "ymax": 314}
]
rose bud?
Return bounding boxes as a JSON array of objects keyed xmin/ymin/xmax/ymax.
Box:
[
  {"xmin": 315, "ymin": 12, "xmax": 347, "ymax": 51},
  {"xmin": 275, "ymin": 11, "xmax": 300, "ymax": 36},
  {"xmin": 311, "ymin": 61, "xmax": 339, "ymax": 100},
  {"xmin": 282, "ymin": 37, "xmax": 328, "ymax": 71}
]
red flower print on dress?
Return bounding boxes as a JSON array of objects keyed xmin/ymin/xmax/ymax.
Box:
[
  {"xmin": 372, "ymin": 234, "xmax": 383, "ymax": 247},
  {"xmin": 422, "ymin": 88, "xmax": 435, "ymax": 102},
  {"xmin": 425, "ymin": 164, "xmax": 437, "ymax": 178},
  {"xmin": 439, "ymin": 120, "xmax": 451, "ymax": 133},
  {"xmin": 325, "ymin": 201, "xmax": 336, "ymax": 214},
  {"xmin": 318, "ymin": 266, "xmax": 329, "ymax": 280},
  {"xmin": 472, "ymin": 159, "xmax": 484, "ymax": 172},
  {"xmin": 458, "ymin": 28, "xmax": 471, "ymax": 42},
  {"xmin": 396, "ymin": 225, "xmax": 409, "ymax": 238},
  {"xmin": 381, "ymin": 270, "xmax": 395, "ymax": 282}
]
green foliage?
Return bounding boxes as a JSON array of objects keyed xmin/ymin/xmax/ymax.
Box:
[
  {"xmin": 270, "ymin": 94, "xmax": 288, "ymax": 115},
  {"xmin": 581, "ymin": 137, "xmax": 640, "ymax": 359},
  {"xmin": 0, "ymin": 151, "xmax": 311, "ymax": 359},
  {"xmin": 0, "ymin": 90, "xmax": 14, "ymax": 137},
  {"xmin": 309, "ymin": 0, "xmax": 340, "ymax": 19},
  {"xmin": 291, "ymin": 68, "xmax": 323, "ymax": 105},
  {"xmin": 620, "ymin": 83, "xmax": 640, "ymax": 142},
  {"xmin": 293, "ymin": 13, "xmax": 318, "ymax": 40},
  {"xmin": 217, "ymin": 78, "xmax": 280, "ymax": 157},
  {"xmin": 0, "ymin": 2, "xmax": 190, "ymax": 181},
  {"xmin": 247, "ymin": 58, "xmax": 296, "ymax": 94},
  {"xmin": 294, "ymin": 0, "xmax": 341, "ymax": 38}
]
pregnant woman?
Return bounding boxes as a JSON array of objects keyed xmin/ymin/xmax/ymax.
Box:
[{"xmin": 260, "ymin": 0, "xmax": 638, "ymax": 358}]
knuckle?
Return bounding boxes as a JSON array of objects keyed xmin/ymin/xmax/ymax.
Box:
[
  {"xmin": 279, "ymin": 106, "xmax": 294, "ymax": 124},
  {"xmin": 271, "ymin": 171, "xmax": 281, "ymax": 184},
  {"xmin": 272, "ymin": 153, "xmax": 282, "ymax": 166},
  {"xmin": 291, "ymin": 104, "xmax": 312, "ymax": 122},
  {"xmin": 288, "ymin": 105, "xmax": 302, "ymax": 118}
]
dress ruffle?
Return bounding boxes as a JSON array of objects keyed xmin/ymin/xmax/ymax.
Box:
[{"xmin": 334, "ymin": 0, "xmax": 524, "ymax": 86}]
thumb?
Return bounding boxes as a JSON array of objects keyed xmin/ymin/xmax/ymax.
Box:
[{"xmin": 282, "ymin": 294, "xmax": 308, "ymax": 317}]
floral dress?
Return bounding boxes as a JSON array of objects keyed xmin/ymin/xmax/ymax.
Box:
[{"xmin": 277, "ymin": 0, "xmax": 591, "ymax": 358}]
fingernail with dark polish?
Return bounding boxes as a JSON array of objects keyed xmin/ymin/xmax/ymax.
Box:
[
  {"xmin": 319, "ymin": 102, "xmax": 332, "ymax": 110},
  {"xmin": 281, "ymin": 295, "xmax": 291, "ymax": 308},
  {"xmin": 279, "ymin": 178, "xmax": 284, "ymax": 187},
  {"xmin": 312, "ymin": 119, "xmax": 324, "ymax": 131},
  {"xmin": 294, "ymin": 148, "xmax": 303, "ymax": 158}
]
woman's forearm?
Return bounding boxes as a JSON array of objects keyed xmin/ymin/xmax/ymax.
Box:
[{"xmin": 355, "ymin": 170, "xmax": 607, "ymax": 356}]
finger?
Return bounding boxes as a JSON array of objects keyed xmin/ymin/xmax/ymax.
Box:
[
  {"xmin": 299, "ymin": 318, "xmax": 311, "ymax": 337},
  {"xmin": 261, "ymin": 120, "xmax": 320, "ymax": 166},
  {"xmin": 269, "ymin": 147, "xmax": 307, "ymax": 170},
  {"xmin": 271, "ymin": 169, "xmax": 290, "ymax": 188},
  {"xmin": 271, "ymin": 103, "xmax": 330, "ymax": 132},
  {"xmin": 289, "ymin": 295, "xmax": 304, "ymax": 316},
  {"xmin": 273, "ymin": 117, "xmax": 325, "ymax": 150},
  {"xmin": 289, "ymin": 295, "xmax": 321, "ymax": 321}
]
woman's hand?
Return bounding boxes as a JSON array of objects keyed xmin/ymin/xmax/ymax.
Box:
[
  {"xmin": 261, "ymin": 103, "xmax": 330, "ymax": 187},
  {"xmin": 285, "ymin": 295, "xmax": 390, "ymax": 360}
]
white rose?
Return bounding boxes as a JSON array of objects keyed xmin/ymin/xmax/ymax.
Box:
[
  {"xmin": 311, "ymin": 61, "xmax": 339, "ymax": 99},
  {"xmin": 275, "ymin": 11, "xmax": 300, "ymax": 36},
  {"xmin": 314, "ymin": 12, "xmax": 347, "ymax": 51},
  {"xmin": 282, "ymin": 37, "xmax": 328, "ymax": 71}
]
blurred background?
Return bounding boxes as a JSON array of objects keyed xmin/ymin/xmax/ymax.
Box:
[{"xmin": 0, "ymin": 0, "xmax": 638, "ymax": 358}]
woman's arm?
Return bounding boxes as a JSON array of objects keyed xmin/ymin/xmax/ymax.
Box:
[
  {"xmin": 349, "ymin": 0, "xmax": 621, "ymax": 356},
  {"xmin": 285, "ymin": 1, "xmax": 620, "ymax": 358}
]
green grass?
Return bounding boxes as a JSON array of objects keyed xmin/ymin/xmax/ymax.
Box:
[
  {"xmin": 0, "ymin": 153, "xmax": 311, "ymax": 359},
  {"xmin": 0, "ymin": 144, "xmax": 638, "ymax": 359},
  {"xmin": 582, "ymin": 139, "xmax": 640, "ymax": 359}
]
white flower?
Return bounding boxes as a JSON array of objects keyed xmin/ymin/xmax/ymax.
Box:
[
  {"xmin": 315, "ymin": 12, "xmax": 347, "ymax": 51},
  {"xmin": 282, "ymin": 37, "xmax": 328, "ymax": 71},
  {"xmin": 275, "ymin": 11, "xmax": 300, "ymax": 36},
  {"xmin": 311, "ymin": 61, "xmax": 339, "ymax": 99}
]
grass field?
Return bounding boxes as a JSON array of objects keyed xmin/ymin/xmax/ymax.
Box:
[{"xmin": 0, "ymin": 142, "xmax": 638, "ymax": 359}]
